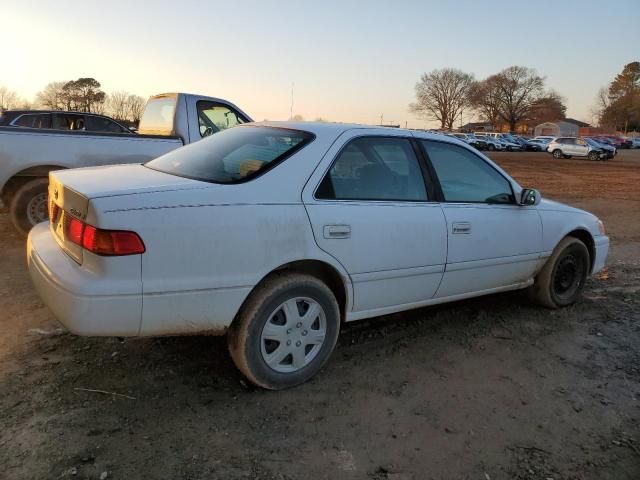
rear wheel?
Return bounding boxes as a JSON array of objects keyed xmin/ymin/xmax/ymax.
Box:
[
  {"xmin": 529, "ymin": 237, "xmax": 590, "ymax": 309},
  {"xmin": 10, "ymin": 178, "xmax": 49, "ymax": 236},
  {"xmin": 227, "ymin": 273, "xmax": 340, "ymax": 390},
  {"xmin": 552, "ymin": 149, "xmax": 563, "ymax": 159}
]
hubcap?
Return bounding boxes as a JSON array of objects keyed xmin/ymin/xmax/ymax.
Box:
[
  {"xmin": 553, "ymin": 253, "xmax": 583, "ymax": 299},
  {"xmin": 26, "ymin": 192, "xmax": 48, "ymax": 225},
  {"xmin": 260, "ymin": 297, "xmax": 327, "ymax": 373}
]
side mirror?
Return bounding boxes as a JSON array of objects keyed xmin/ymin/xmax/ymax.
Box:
[{"xmin": 519, "ymin": 188, "xmax": 541, "ymax": 206}]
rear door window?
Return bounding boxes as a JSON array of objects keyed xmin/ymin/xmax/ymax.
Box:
[
  {"xmin": 315, "ymin": 137, "xmax": 428, "ymax": 201},
  {"xmin": 85, "ymin": 116, "xmax": 129, "ymax": 133},
  {"xmin": 52, "ymin": 114, "xmax": 86, "ymax": 131}
]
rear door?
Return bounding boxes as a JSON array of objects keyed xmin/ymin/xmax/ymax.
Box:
[
  {"xmin": 574, "ymin": 138, "xmax": 589, "ymax": 157},
  {"xmin": 302, "ymin": 129, "xmax": 447, "ymax": 314},
  {"xmin": 419, "ymin": 139, "xmax": 542, "ymax": 297}
]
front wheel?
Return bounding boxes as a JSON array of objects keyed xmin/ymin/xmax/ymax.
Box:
[
  {"xmin": 227, "ymin": 273, "xmax": 340, "ymax": 390},
  {"xmin": 10, "ymin": 178, "xmax": 49, "ymax": 236},
  {"xmin": 529, "ymin": 237, "xmax": 590, "ymax": 308},
  {"xmin": 552, "ymin": 149, "xmax": 563, "ymax": 159},
  {"xmin": 488, "ymin": 144, "xmax": 495, "ymax": 151},
  {"xmin": 588, "ymin": 151, "xmax": 599, "ymax": 161}
]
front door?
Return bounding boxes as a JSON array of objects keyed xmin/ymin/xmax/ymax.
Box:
[
  {"xmin": 302, "ymin": 131, "xmax": 447, "ymax": 314},
  {"xmin": 419, "ymin": 139, "xmax": 542, "ymax": 298}
]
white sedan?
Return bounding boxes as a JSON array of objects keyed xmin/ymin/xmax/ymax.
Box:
[{"xmin": 27, "ymin": 123, "xmax": 609, "ymax": 389}]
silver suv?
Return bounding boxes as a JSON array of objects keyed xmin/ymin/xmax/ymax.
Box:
[{"xmin": 547, "ymin": 137, "xmax": 606, "ymax": 161}]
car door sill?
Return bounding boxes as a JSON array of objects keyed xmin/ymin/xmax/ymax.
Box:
[{"xmin": 346, "ymin": 279, "xmax": 533, "ymax": 322}]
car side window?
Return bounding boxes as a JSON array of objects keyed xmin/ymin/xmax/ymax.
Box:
[
  {"xmin": 52, "ymin": 114, "xmax": 85, "ymax": 131},
  {"xmin": 197, "ymin": 101, "xmax": 247, "ymax": 138},
  {"xmin": 13, "ymin": 114, "xmax": 51, "ymax": 129},
  {"xmin": 316, "ymin": 137, "xmax": 428, "ymax": 201},
  {"xmin": 422, "ymin": 140, "xmax": 514, "ymax": 204},
  {"xmin": 85, "ymin": 116, "xmax": 128, "ymax": 133}
]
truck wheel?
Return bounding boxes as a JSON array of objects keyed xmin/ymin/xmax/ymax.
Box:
[
  {"xmin": 552, "ymin": 149, "xmax": 563, "ymax": 159},
  {"xmin": 228, "ymin": 273, "xmax": 340, "ymax": 390},
  {"xmin": 529, "ymin": 237, "xmax": 590, "ymax": 309},
  {"xmin": 10, "ymin": 178, "xmax": 49, "ymax": 236}
]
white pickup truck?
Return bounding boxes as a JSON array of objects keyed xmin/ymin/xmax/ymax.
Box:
[{"xmin": 0, "ymin": 93, "xmax": 252, "ymax": 234}]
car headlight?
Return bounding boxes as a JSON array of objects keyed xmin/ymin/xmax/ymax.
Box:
[{"xmin": 597, "ymin": 219, "xmax": 606, "ymax": 235}]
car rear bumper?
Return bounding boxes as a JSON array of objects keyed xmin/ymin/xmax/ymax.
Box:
[
  {"xmin": 592, "ymin": 235, "xmax": 609, "ymax": 275},
  {"xmin": 27, "ymin": 222, "xmax": 142, "ymax": 336}
]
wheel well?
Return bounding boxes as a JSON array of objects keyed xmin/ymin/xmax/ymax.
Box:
[
  {"xmin": 273, "ymin": 260, "xmax": 348, "ymax": 322},
  {"xmin": 567, "ymin": 229, "xmax": 595, "ymax": 273},
  {"xmin": 1, "ymin": 165, "xmax": 65, "ymax": 202}
]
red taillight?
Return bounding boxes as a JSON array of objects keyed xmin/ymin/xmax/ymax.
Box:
[
  {"xmin": 62, "ymin": 212, "xmax": 144, "ymax": 256},
  {"xmin": 64, "ymin": 215, "xmax": 84, "ymax": 246},
  {"xmin": 82, "ymin": 225, "xmax": 145, "ymax": 256}
]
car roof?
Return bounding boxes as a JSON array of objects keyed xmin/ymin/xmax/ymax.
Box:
[
  {"xmin": 1, "ymin": 109, "xmax": 112, "ymax": 116},
  {"xmin": 250, "ymin": 121, "xmax": 476, "ymax": 148}
]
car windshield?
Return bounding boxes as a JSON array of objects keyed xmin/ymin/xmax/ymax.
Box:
[{"xmin": 145, "ymin": 126, "xmax": 314, "ymax": 184}]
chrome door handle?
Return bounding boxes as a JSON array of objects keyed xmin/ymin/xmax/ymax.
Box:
[
  {"xmin": 452, "ymin": 222, "xmax": 471, "ymax": 234},
  {"xmin": 323, "ymin": 225, "xmax": 351, "ymax": 239}
]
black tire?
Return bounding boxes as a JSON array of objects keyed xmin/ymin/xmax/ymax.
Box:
[
  {"xmin": 488, "ymin": 144, "xmax": 495, "ymax": 151},
  {"xmin": 588, "ymin": 151, "xmax": 599, "ymax": 161},
  {"xmin": 529, "ymin": 237, "xmax": 590, "ymax": 309},
  {"xmin": 10, "ymin": 178, "xmax": 49, "ymax": 236},
  {"xmin": 227, "ymin": 273, "xmax": 340, "ymax": 390},
  {"xmin": 552, "ymin": 149, "xmax": 563, "ymax": 159}
]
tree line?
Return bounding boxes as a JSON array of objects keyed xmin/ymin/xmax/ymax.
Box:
[
  {"xmin": 0, "ymin": 78, "xmax": 146, "ymax": 124},
  {"xmin": 593, "ymin": 62, "xmax": 640, "ymax": 132},
  {"xmin": 410, "ymin": 66, "xmax": 566, "ymax": 131}
]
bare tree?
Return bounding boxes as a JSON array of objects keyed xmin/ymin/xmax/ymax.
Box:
[
  {"xmin": 468, "ymin": 75, "xmax": 502, "ymax": 127},
  {"xmin": 492, "ymin": 66, "xmax": 545, "ymax": 131},
  {"xmin": 106, "ymin": 91, "xmax": 130, "ymax": 121},
  {"xmin": 35, "ymin": 82, "xmax": 67, "ymax": 110},
  {"xmin": 0, "ymin": 86, "xmax": 20, "ymax": 111},
  {"xmin": 409, "ymin": 68, "xmax": 475, "ymax": 130},
  {"xmin": 127, "ymin": 94, "xmax": 146, "ymax": 123}
]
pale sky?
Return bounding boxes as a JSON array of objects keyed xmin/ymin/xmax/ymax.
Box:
[{"xmin": 2, "ymin": 0, "xmax": 639, "ymax": 127}]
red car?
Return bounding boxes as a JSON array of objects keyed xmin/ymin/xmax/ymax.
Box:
[{"xmin": 598, "ymin": 135, "xmax": 632, "ymax": 149}]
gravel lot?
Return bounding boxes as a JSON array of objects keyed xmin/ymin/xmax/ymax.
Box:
[{"xmin": 1, "ymin": 150, "xmax": 639, "ymax": 480}]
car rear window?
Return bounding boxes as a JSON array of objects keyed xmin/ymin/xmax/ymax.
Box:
[{"xmin": 145, "ymin": 126, "xmax": 314, "ymax": 184}]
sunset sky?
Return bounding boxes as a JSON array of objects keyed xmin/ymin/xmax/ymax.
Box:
[{"xmin": 3, "ymin": 0, "xmax": 639, "ymax": 127}]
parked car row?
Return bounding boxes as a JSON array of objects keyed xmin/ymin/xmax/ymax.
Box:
[
  {"xmin": 446, "ymin": 132, "xmax": 546, "ymax": 152},
  {"xmin": 443, "ymin": 131, "xmax": 637, "ymax": 159}
]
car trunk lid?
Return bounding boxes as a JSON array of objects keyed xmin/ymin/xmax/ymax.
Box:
[{"xmin": 48, "ymin": 164, "xmax": 207, "ymax": 263}]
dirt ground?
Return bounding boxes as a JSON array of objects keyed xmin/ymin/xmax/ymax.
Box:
[{"xmin": 1, "ymin": 150, "xmax": 639, "ymax": 480}]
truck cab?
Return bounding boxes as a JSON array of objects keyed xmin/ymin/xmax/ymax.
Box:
[{"xmin": 138, "ymin": 93, "xmax": 251, "ymax": 144}]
